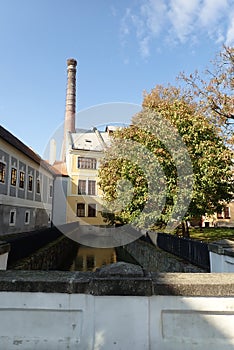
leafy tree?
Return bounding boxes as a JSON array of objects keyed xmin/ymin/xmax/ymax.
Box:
[
  {"xmin": 99, "ymin": 85, "xmax": 234, "ymax": 236},
  {"xmin": 179, "ymin": 45, "xmax": 234, "ymax": 145}
]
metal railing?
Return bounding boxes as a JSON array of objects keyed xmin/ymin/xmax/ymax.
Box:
[{"xmin": 156, "ymin": 232, "xmax": 210, "ymax": 270}]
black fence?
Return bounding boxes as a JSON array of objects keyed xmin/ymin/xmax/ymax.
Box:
[
  {"xmin": 156, "ymin": 232, "xmax": 210, "ymax": 271},
  {"xmin": 6, "ymin": 226, "xmax": 63, "ymax": 266}
]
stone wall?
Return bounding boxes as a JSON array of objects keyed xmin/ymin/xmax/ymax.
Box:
[
  {"xmin": 10, "ymin": 236, "xmax": 78, "ymax": 270},
  {"xmin": 121, "ymin": 238, "xmax": 207, "ymax": 272}
]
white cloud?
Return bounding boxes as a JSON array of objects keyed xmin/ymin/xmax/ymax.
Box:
[
  {"xmin": 199, "ymin": 0, "xmax": 228, "ymax": 27},
  {"xmin": 226, "ymin": 11, "xmax": 234, "ymax": 46},
  {"xmin": 120, "ymin": 0, "xmax": 234, "ymax": 58},
  {"xmin": 168, "ymin": 0, "xmax": 200, "ymax": 43},
  {"xmin": 139, "ymin": 37, "xmax": 150, "ymax": 58},
  {"xmin": 140, "ymin": 0, "xmax": 167, "ymax": 36}
]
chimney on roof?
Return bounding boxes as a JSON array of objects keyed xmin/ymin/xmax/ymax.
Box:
[{"xmin": 62, "ymin": 58, "xmax": 77, "ymax": 161}]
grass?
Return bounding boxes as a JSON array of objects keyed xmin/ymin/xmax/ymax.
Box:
[{"xmin": 188, "ymin": 227, "xmax": 234, "ymax": 243}]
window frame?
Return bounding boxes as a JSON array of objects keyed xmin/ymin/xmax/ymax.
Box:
[
  {"xmin": 224, "ymin": 206, "xmax": 231, "ymax": 219},
  {"xmin": 88, "ymin": 180, "xmax": 96, "ymax": 196},
  {"xmin": 19, "ymin": 171, "xmax": 25, "ymax": 189},
  {"xmin": 78, "ymin": 180, "xmax": 86, "ymax": 195},
  {"xmin": 0, "ymin": 161, "xmax": 6, "ymax": 184},
  {"xmin": 11, "ymin": 167, "xmax": 17, "ymax": 186},
  {"xmin": 88, "ymin": 203, "xmax": 97, "ymax": 217},
  {"xmin": 24, "ymin": 210, "xmax": 30, "ymax": 225},
  {"xmin": 49, "ymin": 184, "xmax": 53, "ymax": 198},
  {"xmin": 77, "ymin": 157, "xmax": 97, "ymax": 169},
  {"xmin": 36, "ymin": 177, "xmax": 41, "ymax": 194},
  {"xmin": 77, "ymin": 203, "xmax": 85, "ymax": 217},
  {"xmin": 9, "ymin": 209, "xmax": 16, "ymax": 226},
  {"xmin": 28, "ymin": 175, "xmax": 33, "ymax": 192}
]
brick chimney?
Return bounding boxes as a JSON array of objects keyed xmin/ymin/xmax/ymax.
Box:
[{"xmin": 63, "ymin": 58, "xmax": 77, "ymax": 161}]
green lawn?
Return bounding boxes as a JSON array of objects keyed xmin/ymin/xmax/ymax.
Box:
[{"xmin": 188, "ymin": 227, "xmax": 234, "ymax": 242}]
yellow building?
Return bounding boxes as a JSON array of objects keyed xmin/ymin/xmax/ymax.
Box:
[{"xmin": 65, "ymin": 127, "xmax": 111, "ymax": 225}]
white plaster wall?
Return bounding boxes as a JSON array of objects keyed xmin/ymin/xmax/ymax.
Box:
[
  {"xmin": 0, "ymin": 252, "xmax": 8, "ymax": 270},
  {"xmin": 52, "ymin": 177, "xmax": 68, "ymax": 226},
  {"xmin": 0, "ymin": 292, "xmax": 233, "ymax": 349},
  {"xmin": 210, "ymin": 252, "xmax": 234, "ymax": 272}
]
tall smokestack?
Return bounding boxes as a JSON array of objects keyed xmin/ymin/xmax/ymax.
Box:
[{"xmin": 63, "ymin": 58, "xmax": 77, "ymax": 161}]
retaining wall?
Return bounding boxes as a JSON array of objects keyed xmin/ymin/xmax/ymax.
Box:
[
  {"xmin": 9, "ymin": 235, "xmax": 78, "ymax": 270},
  {"xmin": 121, "ymin": 237, "xmax": 206, "ymax": 272}
]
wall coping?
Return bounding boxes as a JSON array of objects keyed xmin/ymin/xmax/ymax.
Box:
[
  {"xmin": 0, "ymin": 241, "xmax": 11, "ymax": 255},
  {"xmin": 208, "ymin": 239, "xmax": 234, "ymax": 257},
  {"xmin": 0, "ymin": 263, "xmax": 233, "ymax": 296}
]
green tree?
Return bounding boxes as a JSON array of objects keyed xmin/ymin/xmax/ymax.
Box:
[{"xmin": 99, "ymin": 85, "xmax": 234, "ymax": 236}]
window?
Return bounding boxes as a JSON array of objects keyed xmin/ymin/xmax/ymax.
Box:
[
  {"xmin": 88, "ymin": 180, "xmax": 96, "ymax": 195},
  {"xmin": 11, "ymin": 168, "xmax": 17, "ymax": 186},
  {"xmin": 19, "ymin": 171, "xmax": 25, "ymax": 189},
  {"xmin": 24, "ymin": 211, "xmax": 30, "ymax": 224},
  {"xmin": 77, "ymin": 203, "xmax": 85, "ymax": 217},
  {"xmin": 77, "ymin": 157, "xmax": 97, "ymax": 169},
  {"xmin": 88, "ymin": 203, "xmax": 96, "ymax": 217},
  {"xmin": 78, "ymin": 180, "xmax": 86, "ymax": 195},
  {"xmin": 36, "ymin": 178, "xmax": 40, "ymax": 194},
  {"xmin": 28, "ymin": 175, "xmax": 33, "ymax": 191},
  {"xmin": 49, "ymin": 185, "xmax": 53, "ymax": 197},
  {"xmin": 224, "ymin": 206, "xmax": 230, "ymax": 219},
  {"xmin": 217, "ymin": 211, "xmax": 223, "ymax": 219},
  {"xmin": 9, "ymin": 210, "xmax": 16, "ymax": 226},
  {"xmin": 0, "ymin": 162, "xmax": 6, "ymax": 183},
  {"xmin": 86, "ymin": 255, "xmax": 95, "ymax": 270}
]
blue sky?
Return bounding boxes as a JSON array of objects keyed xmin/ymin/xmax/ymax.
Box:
[{"xmin": 1, "ymin": 0, "xmax": 234, "ymax": 157}]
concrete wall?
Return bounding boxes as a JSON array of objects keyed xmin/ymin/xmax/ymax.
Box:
[
  {"xmin": 52, "ymin": 176, "xmax": 68, "ymax": 226},
  {"xmin": 0, "ymin": 242, "xmax": 10, "ymax": 270},
  {"xmin": 210, "ymin": 251, "xmax": 234, "ymax": 272},
  {"xmin": 0, "ymin": 267, "xmax": 233, "ymax": 350},
  {"xmin": 122, "ymin": 237, "xmax": 206, "ymax": 272},
  {"xmin": 208, "ymin": 240, "xmax": 234, "ymax": 272}
]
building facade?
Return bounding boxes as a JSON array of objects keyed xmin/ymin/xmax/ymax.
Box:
[
  {"xmin": 201, "ymin": 202, "xmax": 234, "ymax": 228},
  {"xmin": 64, "ymin": 128, "xmax": 111, "ymax": 226},
  {"xmin": 0, "ymin": 126, "xmax": 55, "ymax": 235}
]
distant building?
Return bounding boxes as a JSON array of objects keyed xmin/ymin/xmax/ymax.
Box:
[
  {"xmin": 201, "ymin": 202, "xmax": 234, "ymax": 228},
  {"xmin": 0, "ymin": 126, "xmax": 56, "ymax": 235},
  {"xmin": 64, "ymin": 127, "xmax": 112, "ymax": 225}
]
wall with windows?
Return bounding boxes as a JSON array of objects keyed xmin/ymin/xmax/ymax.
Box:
[
  {"xmin": 66, "ymin": 149, "xmax": 107, "ymax": 225},
  {"xmin": 0, "ymin": 137, "xmax": 54, "ymax": 235},
  {"xmin": 201, "ymin": 201, "xmax": 234, "ymax": 228}
]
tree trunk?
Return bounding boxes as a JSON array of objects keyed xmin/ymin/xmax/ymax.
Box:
[{"xmin": 181, "ymin": 220, "xmax": 190, "ymax": 238}]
